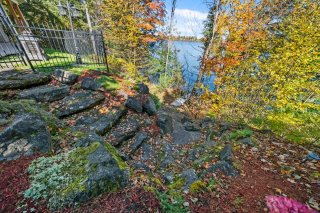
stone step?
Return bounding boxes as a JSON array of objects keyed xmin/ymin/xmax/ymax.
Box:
[
  {"xmin": 54, "ymin": 91, "xmax": 105, "ymax": 118},
  {"xmin": 18, "ymin": 85, "xmax": 70, "ymax": 103},
  {"xmin": 0, "ymin": 70, "xmax": 50, "ymax": 90},
  {"xmin": 107, "ymin": 117, "xmax": 141, "ymax": 147},
  {"xmin": 90, "ymin": 106, "xmax": 127, "ymax": 135}
]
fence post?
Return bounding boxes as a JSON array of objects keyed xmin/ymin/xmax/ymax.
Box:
[{"xmin": 101, "ymin": 31, "xmax": 109, "ymax": 73}]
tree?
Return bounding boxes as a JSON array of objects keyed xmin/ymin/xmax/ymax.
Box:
[
  {"xmin": 99, "ymin": 0, "xmax": 165, "ymax": 79},
  {"xmin": 200, "ymin": 0, "xmax": 320, "ymax": 143}
]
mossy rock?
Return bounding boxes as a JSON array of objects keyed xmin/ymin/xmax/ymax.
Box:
[
  {"xmin": 0, "ymin": 99, "xmax": 59, "ymax": 132},
  {"xmin": 24, "ymin": 142, "xmax": 129, "ymax": 210}
]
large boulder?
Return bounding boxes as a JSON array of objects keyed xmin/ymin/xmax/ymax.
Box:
[
  {"xmin": 129, "ymin": 132, "xmax": 148, "ymax": 154},
  {"xmin": 0, "ymin": 70, "xmax": 50, "ymax": 90},
  {"xmin": 125, "ymin": 96, "xmax": 143, "ymax": 113},
  {"xmin": 172, "ymin": 120, "xmax": 201, "ymax": 145},
  {"xmin": 19, "ymin": 85, "xmax": 70, "ymax": 102},
  {"xmin": 81, "ymin": 77, "xmax": 102, "ymax": 91},
  {"xmin": 108, "ymin": 118, "xmax": 141, "ymax": 147},
  {"xmin": 143, "ymin": 97, "xmax": 157, "ymax": 116},
  {"xmin": 55, "ymin": 91, "xmax": 105, "ymax": 118},
  {"xmin": 181, "ymin": 169, "xmax": 198, "ymax": 193},
  {"xmin": 24, "ymin": 143, "xmax": 129, "ymax": 210},
  {"xmin": 156, "ymin": 113, "xmax": 173, "ymax": 134},
  {"xmin": 90, "ymin": 106, "xmax": 127, "ymax": 135},
  {"xmin": 52, "ymin": 69, "xmax": 79, "ymax": 85},
  {"xmin": 206, "ymin": 161, "xmax": 239, "ymax": 177},
  {"xmin": 136, "ymin": 83, "xmax": 149, "ymax": 94},
  {"xmin": 0, "ymin": 114, "xmax": 51, "ymax": 161},
  {"xmin": 75, "ymin": 132, "xmax": 104, "ymax": 148},
  {"xmin": 219, "ymin": 144, "xmax": 233, "ymax": 162}
]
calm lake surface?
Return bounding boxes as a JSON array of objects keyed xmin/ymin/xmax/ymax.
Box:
[{"xmin": 173, "ymin": 40, "xmax": 215, "ymax": 91}]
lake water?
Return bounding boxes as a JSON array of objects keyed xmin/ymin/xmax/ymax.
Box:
[{"xmin": 172, "ymin": 41, "xmax": 215, "ymax": 91}]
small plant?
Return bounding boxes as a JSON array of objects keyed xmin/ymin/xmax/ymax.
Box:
[
  {"xmin": 233, "ymin": 196, "xmax": 244, "ymax": 208},
  {"xmin": 229, "ymin": 129, "xmax": 253, "ymax": 140},
  {"xmin": 156, "ymin": 190, "xmax": 189, "ymax": 213},
  {"xmin": 207, "ymin": 178, "xmax": 218, "ymax": 192}
]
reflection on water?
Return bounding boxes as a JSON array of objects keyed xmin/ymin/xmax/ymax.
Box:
[{"xmin": 173, "ymin": 41, "xmax": 215, "ymax": 91}]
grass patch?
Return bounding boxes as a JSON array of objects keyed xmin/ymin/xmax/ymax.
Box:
[
  {"xmin": 4, "ymin": 48, "xmax": 107, "ymax": 73},
  {"xmin": 97, "ymin": 76, "xmax": 120, "ymax": 91}
]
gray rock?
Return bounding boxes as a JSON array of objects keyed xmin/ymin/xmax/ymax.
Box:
[
  {"xmin": 160, "ymin": 142, "xmax": 175, "ymax": 168},
  {"xmin": 156, "ymin": 113, "xmax": 173, "ymax": 134},
  {"xmin": 172, "ymin": 121, "xmax": 201, "ymax": 145},
  {"xmin": 108, "ymin": 118, "xmax": 140, "ymax": 147},
  {"xmin": 183, "ymin": 122, "xmax": 200, "ymax": 131},
  {"xmin": 130, "ymin": 132, "xmax": 148, "ymax": 154},
  {"xmin": 137, "ymin": 83, "xmax": 149, "ymax": 94},
  {"xmin": 162, "ymin": 172, "xmax": 174, "ymax": 184},
  {"xmin": 181, "ymin": 169, "xmax": 198, "ymax": 192},
  {"xmin": 239, "ymin": 137, "xmax": 254, "ymax": 146},
  {"xmin": 171, "ymin": 98, "xmax": 187, "ymax": 107},
  {"xmin": 55, "ymin": 91, "xmax": 105, "ymax": 118},
  {"xmin": 219, "ymin": 144, "xmax": 233, "ymax": 162},
  {"xmin": 141, "ymin": 143, "xmax": 154, "ymax": 161},
  {"xmin": 188, "ymin": 146, "xmax": 205, "ymax": 161},
  {"xmin": 201, "ymin": 117, "xmax": 215, "ymax": 128},
  {"xmin": 0, "ymin": 70, "xmax": 50, "ymax": 90},
  {"xmin": 52, "ymin": 69, "xmax": 79, "ymax": 85},
  {"xmin": 81, "ymin": 77, "xmax": 102, "ymax": 91},
  {"xmin": 91, "ymin": 106, "xmax": 127, "ymax": 135},
  {"xmin": 125, "ymin": 97, "xmax": 143, "ymax": 113},
  {"xmin": 19, "ymin": 85, "xmax": 69, "ymax": 102},
  {"xmin": 220, "ymin": 122, "xmax": 231, "ymax": 132},
  {"xmin": 143, "ymin": 97, "xmax": 157, "ymax": 116},
  {"xmin": 86, "ymin": 144, "xmax": 129, "ymax": 198},
  {"xmin": 76, "ymin": 132, "xmax": 104, "ymax": 148},
  {"xmin": 207, "ymin": 161, "xmax": 239, "ymax": 177},
  {"xmin": 75, "ymin": 115, "xmax": 100, "ymax": 127},
  {"xmin": 133, "ymin": 162, "xmax": 151, "ymax": 173},
  {"xmin": 0, "ymin": 114, "xmax": 51, "ymax": 161}
]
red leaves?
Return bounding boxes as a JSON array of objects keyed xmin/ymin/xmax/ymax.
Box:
[
  {"xmin": 77, "ymin": 187, "xmax": 160, "ymax": 212},
  {"xmin": 0, "ymin": 155, "xmax": 44, "ymax": 212}
]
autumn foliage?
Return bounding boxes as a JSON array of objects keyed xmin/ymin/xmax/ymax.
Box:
[
  {"xmin": 99, "ymin": 0, "xmax": 165, "ymax": 78},
  {"xmin": 200, "ymin": 0, "xmax": 320, "ymax": 144}
]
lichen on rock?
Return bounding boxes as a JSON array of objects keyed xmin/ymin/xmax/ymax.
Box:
[{"xmin": 24, "ymin": 142, "xmax": 129, "ymax": 210}]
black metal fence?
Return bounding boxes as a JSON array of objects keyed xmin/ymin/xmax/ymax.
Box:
[{"xmin": 0, "ymin": 13, "xmax": 107, "ymax": 72}]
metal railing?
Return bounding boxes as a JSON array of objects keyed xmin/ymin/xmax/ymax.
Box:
[{"xmin": 0, "ymin": 14, "xmax": 107, "ymax": 72}]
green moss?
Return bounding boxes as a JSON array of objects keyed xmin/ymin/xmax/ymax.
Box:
[
  {"xmin": 104, "ymin": 143, "xmax": 128, "ymax": 170},
  {"xmin": 189, "ymin": 180, "xmax": 206, "ymax": 193},
  {"xmin": 62, "ymin": 143, "xmax": 100, "ymax": 196},
  {"xmin": 73, "ymin": 131, "xmax": 87, "ymax": 138},
  {"xmin": 229, "ymin": 129, "xmax": 253, "ymax": 140},
  {"xmin": 97, "ymin": 76, "xmax": 120, "ymax": 91},
  {"xmin": 1, "ymin": 99, "xmax": 59, "ymax": 132}
]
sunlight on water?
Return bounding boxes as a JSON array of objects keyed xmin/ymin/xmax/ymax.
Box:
[{"xmin": 173, "ymin": 41, "xmax": 215, "ymax": 91}]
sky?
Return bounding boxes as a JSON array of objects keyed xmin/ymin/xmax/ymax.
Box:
[{"xmin": 164, "ymin": 0, "xmax": 209, "ymax": 38}]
